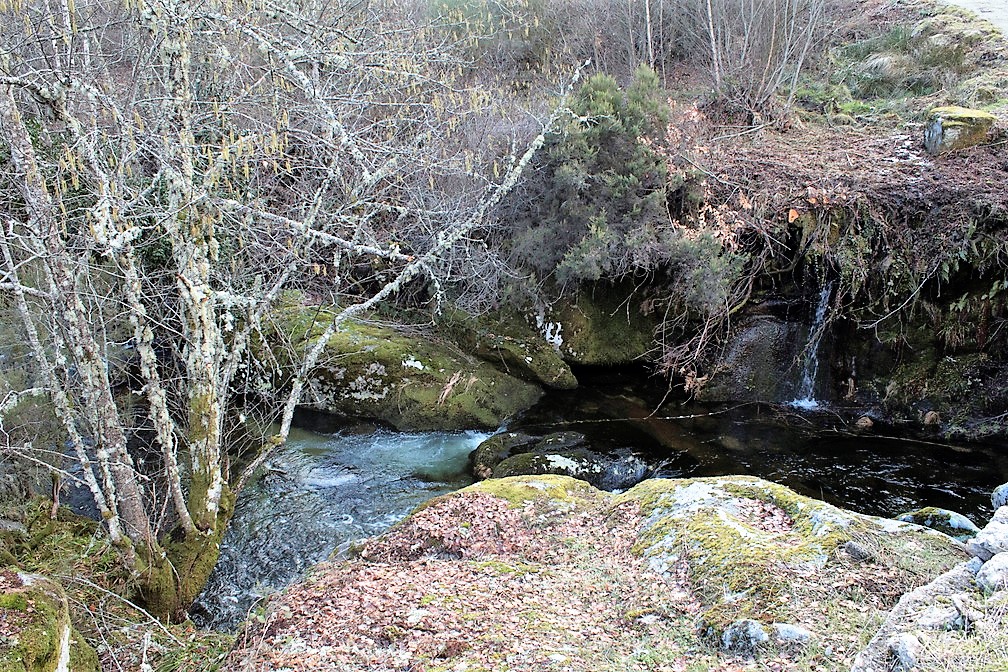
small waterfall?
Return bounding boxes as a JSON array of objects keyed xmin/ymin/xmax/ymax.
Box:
[{"xmin": 790, "ymin": 282, "xmax": 833, "ymax": 410}]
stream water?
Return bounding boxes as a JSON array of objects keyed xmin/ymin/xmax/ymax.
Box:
[{"xmin": 193, "ymin": 370, "xmax": 1008, "ymax": 630}]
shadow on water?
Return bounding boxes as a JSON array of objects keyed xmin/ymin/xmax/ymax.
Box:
[{"xmin": 508, "ymin": 366, "xmax": 1008, "ymax": 522}]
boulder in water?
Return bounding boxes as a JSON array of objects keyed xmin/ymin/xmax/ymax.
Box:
[
  {"xmin": 492, "ymin": 447, "xmax": 649, "ymax": 491},
  {"xmin": 896, "ymin": 507, "xmax": 980, "ymax": 541}
]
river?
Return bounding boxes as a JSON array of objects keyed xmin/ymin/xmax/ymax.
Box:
[{"xmin": 192, "ymin": 371, "xmax": 1008, "ymax": 630}]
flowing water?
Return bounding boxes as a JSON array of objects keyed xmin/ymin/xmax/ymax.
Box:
[
  {"xmin": 194, "ymin": 371, "xmax": 1008, "ymax": 630},
  {"xmin": 191, "ymin": 427, "xmax": 485, "ymax": 630},
  {"xmin": 790, "ymin": 282, "xmax": 833, "ymax": 410}
]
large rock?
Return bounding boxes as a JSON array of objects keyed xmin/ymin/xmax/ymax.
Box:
[
  {"xmin": 268, "ymin": 303, "xmax": 543, "ymax": 431},
  {"xmin": 232, "ymin": 475, "xmax": 971, "ymax": 670},
  {"xmin": 923, "ymin": 106, "xmax": 996, "ymax": 154},
  {"xmin": 966, "ymin": 506, "xmax": 1008, "ymax": 561},
  {"xmin": 993, "ymin": 482, "xmax": 1008, "ymax": 510},
  {"xmin": 533, "ymin": 284, "xmax": 660, "ymax": 366},
  {"xmin": 472, "ymin": 431, "xmax": 650, "ymax": 491},
  {"xmin": 977, "ymin": 553, "xmax": 1008, "ymax": 593},
  {"xmin": 897, "ymin": 506, "xmax": 979, "ymax": 541},
  {"xmin": 492, "ymin": 447, "xmax": 649, "ymax": 491},
  {"xmin": 702, "ymin": 317, "xmax": 796, "ymax": 402},
  {"xmin": 445, "ymin": 310, "xmax": 578, "ymax": 390},
  {"xmin": 0, "ymin": 570, "xmax": 98, "ymax": 672}
]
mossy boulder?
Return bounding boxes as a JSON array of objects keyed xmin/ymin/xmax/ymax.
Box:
[
  {"xmin": 492, "ymin": 447, "xmax": 649, "ymax": 491},
  {"xmin": 442, "ymin": 309, "xmax": 578, "ymax": 390},
  {"xmin": 268, "ymin": 303, "xmax": 543, "ymax": 431},
  {"xmin": 234, "ymin": 474, "xmax": 973, "ymax": 669},
  {"xmin": 924, "ymin": 106, "xmax": 996, "ymax": 154},
  {"xmin": 468, "ymin": 432, "xmax": 539, "ymax": 479},
  {"xmin": 0, "ymin": 570, "xmax": 98, "ymax": 672},
  {"xmin": 471, "ymin": 431, "xmax": 650, "ymax": 491},
  {"xmin": 897, "ymin": 507, "xmax": 980, "ymax": 542},
  {"xmin": 534, "ymin": 283, "xmax": 660, "ymax": 366},
  {"xmin": 619, "ymin": 476, "xmax": 967, "ymax": 638}
]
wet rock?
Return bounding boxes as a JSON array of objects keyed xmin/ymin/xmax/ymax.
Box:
[
  {"xmin": 993, "ymin": 483, "xmax": 1008, "ymax": 510},
  {"xmin": 469, "ymin": 432, "xmax": 539, "ymax": 479},
  {"xmin": 535, "ymin": 431, "xmax": 588, "ymax": 452},
  {"xmin": 855, "ymin": 416, "xmax": 874, "ymax": 430},
  {"xmin": 923, "ymin": 106, "xmax": 996, "ymax": 154},
  {"xmin": 966, "ymin": 506, "xmax": 1008, "ymax": 561},
  {"xmin": 886, "ymin": 632, "xmax": 921, "ymax": 671},
  {"xmin": 977, "ymin": 553, "xmax": 1008, "ymax": 593},
  {"xmin": 491, "ymin": 447, "xmax": 648, "ymax": 491},
  {"xmin": 897, "ymin": 506, "xmax": 980, "ymax": 541},
  {"xmin": 721, "ymin": 619, "xmax": 769, "ymax": 657},
  {"xmin": 701, "ymin": 317, "xmax": 795, "ymax": 402}
]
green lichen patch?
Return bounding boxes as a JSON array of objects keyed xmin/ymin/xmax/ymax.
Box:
[{"xmin": 463, "ymin": 474, "xmax": 600, "ymax": 507}]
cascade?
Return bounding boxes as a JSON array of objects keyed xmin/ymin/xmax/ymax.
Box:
[{"xmin": 790, "ymin": 282, "xmax": 833, "ymax": 410}]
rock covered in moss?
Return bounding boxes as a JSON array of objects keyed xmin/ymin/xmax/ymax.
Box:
[
  {"xmin": 923, "ymin": 106, "xmax": 996, "ymax": 154},
  {"xmin": 471, "ymin": 431, "xmax": 650, "ymax": 491},
  {"xmin": 0, "ymin": 570, "xmax": 98, "ymax": 672},
  {"xmin": 444, "ymin": 310, "xmax": 578, "ymax": 390},
  {"xmin": 533, "ymin": 284, "xmax": 660, "ymax": 366},
  {"xmin": 897, "ymin": 506, "xmax": 980, "ymax": 541},
  {"xmin": 269, "ymin": 304, "xmax": 543, "ymax": 430},
  {"xmin": 622, "ymin": 476, "xmax": 967, "ymax": 641},
  {"xmin": 468, "ymin": 432, "xmax": 539, "ymax": 479},
  {"xmin": 492, "ymin": 447, "xmax": 649, "ymax": 491},
  {"xmin": 233, "ymin": 474, "xmax": 977, "ymax": 671}
]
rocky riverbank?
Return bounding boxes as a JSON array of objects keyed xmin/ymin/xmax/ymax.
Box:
[{"xmin": 228, "ymin": 474, "xmax": 1008, "ymax": 671}]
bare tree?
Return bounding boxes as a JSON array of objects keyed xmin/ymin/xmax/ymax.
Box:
[
  {"xmin": 683, "ymin": 0, "xmax": 827, "ymax": 118},
  {"xmin": 0, "ymin": 0, "xmax": 571, "ymax": 619}
]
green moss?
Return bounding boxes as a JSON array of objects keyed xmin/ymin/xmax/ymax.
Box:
[
  {"xmin": 545, "ymin": 283, "xmax": 660, "ymax": 365},
  {"xmin": 440, "ymin": 308, "xmax": 578, "ymax": 390},
  {"xmin": 0, "ymin": 578, "xmax": 97, "ymax": 672},
  {"xmin": 0, "ymin": 592, "xmax": 28, "ymax": 610},
  {"xmin": 619, "ymin": 476, "xmax": 963, "ymax": 638},
  {"xmin": 268, "ymin": 301, "xmax": 543, "ymax": 430},
  {"xmin": 139, "ymin": 488, "xmax": 235, "ymax": 622},
  {"xmin": 465, "ymin": 474, "xmax": 599, "ymax": 507}
]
